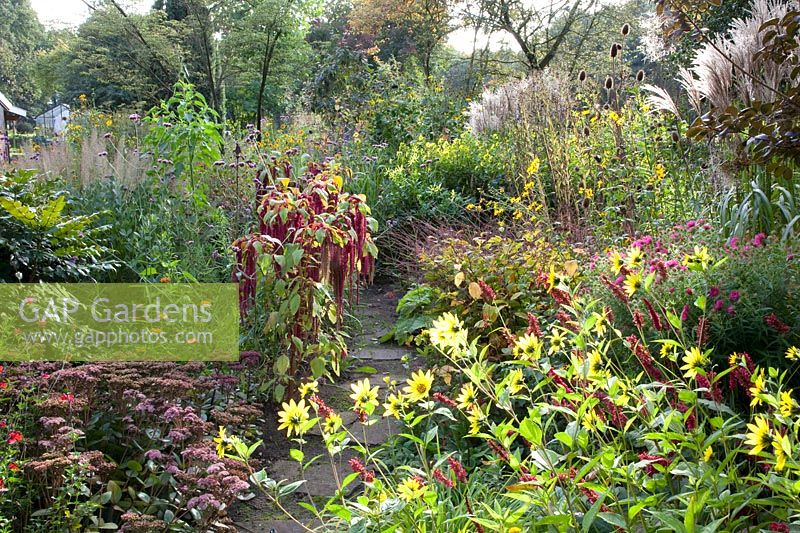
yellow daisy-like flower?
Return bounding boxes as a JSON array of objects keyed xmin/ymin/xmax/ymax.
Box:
[
  {"xmin": 322, "ymin": 412, "xmax": 342, "ymax": 434},
  {"xmin": 588, "ymin": 350, "xmax": 603, "ymax": 375},
  {"xmin": 507, "ymin": 369, "xmax": 524, "ymax": 395},
  {"xmin": 779, "ymin": 390, "xmax": 795, "ymax": 417},
  {"xmin": 611, "ymin": 251, "xmax": 624, "ymax": 275},
  {"xmin": 456, "ymin": 382, "xmax": 477, "ymax": 410},
  {"xmin": 744, "ymin": 416, "xmax": 772, "ymax": 455},
  {"xmin": 397, "ymin": 477, "xmax": 426, "ymax": 502},
  {"xmin": 623, "ymin": 271, "xmax": 643, "ymax": 297},
  {"xmin": 703, "ymin": 446, "xmax": 713, "ymax": 462},
  {"xmin": 298, "ymin": 380, "xmax": 318, "ymax": 399},
  {"xmin": 749, "ymin": 369, "xmax": 766, "ymax": 407},
  {"xmin": 626, "ymin": 247, "xmax": 645, "ymax": 269},
  {"xmin": 728, "ymin": 353, "xmax": 738, "ymax": 366},
  {"xmin": 513, "ymin": 334, "xmax": 542, "ymax": 361},
  {"xmin": 428, "ymin": 312, "xmax": 467, "ymax": 353},
  {"xmin": 786, "ymin": 346, "xmax": 800, "ymax": 360},
  {"xmin": 772, "ymin": 433, "xmax": 791, "ymax": 471},
  {"xmin": 547, "ymin": 329, "xmax": 568, "ymax": 355},
  {"xmin": 684, "ymin": 246, "xmax": 713, "ymax": 271},
  {"xmin": 593, "ymin": 312, "xmax": 608, "ymax": 336},
  {"xmin": 349, "ymin": 378, "xmax": 379, "ymax": 410},
  {"xmin": 213, "ymin": 426, "xmax": 230, "ymax": 458},
  {"xmin": 681, "ymin": 347, "xmax": 708, "ymax": 379},
  {"xmin": 582, "ymin": 409, "xmax": 602, "ymax": 432},
  {"xmin": 660, "ymin": 343, "xmax": 678, "ymax": 361},
  {"xmin": 467, "ymin": 405, "xmax": 482, "ymax": 435},
  {"xmin": 404, "ymin": 370, "xmax": 434, "ymax": 403},
  {"xmin": 277, "ymin": 398, "xmax": 311, "ymax": 438},
  {"xmin": 383, "ymin": 393, "xmax": 406, "ymax": 419}
]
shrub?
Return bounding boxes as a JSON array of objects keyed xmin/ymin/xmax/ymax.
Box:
[{"xmin": 0, "ymin": 169, "xmax": 117, "ymax": 282}]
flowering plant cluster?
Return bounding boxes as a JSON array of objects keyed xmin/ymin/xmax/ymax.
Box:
[
  {"xmin": 235, "ymin": 242, "xmax": 800, "ymax": 531},
  {"xmin": 232, "ymin": 157, "xmax": 378, "ymax": 401},
  {"xmin": 0, "ymin": 360, "xmax": 261, "ymax": 531}
]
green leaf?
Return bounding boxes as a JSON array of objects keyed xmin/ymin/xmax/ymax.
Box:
[
  {"xmin": 289, "ymin": 448, "xmax": 304, "ymax": 463},
  {"xmin": 582, "ymin": 492, "xmax": 606, "ymax": 532},
  {"xmin": 274, "ymin": 355, "xmax": 290, "ymax": 376}
]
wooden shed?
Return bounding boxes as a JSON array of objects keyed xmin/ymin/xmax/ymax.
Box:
[{"xmin": 0, "ymin": 90, "xmax": 28, "ymax": 162}]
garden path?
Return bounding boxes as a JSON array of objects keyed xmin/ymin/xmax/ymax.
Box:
[{"xmin": 231, "ymin": 282, "xmax": 414, "ymax": 533}]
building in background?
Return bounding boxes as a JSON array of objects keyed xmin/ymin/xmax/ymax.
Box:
[
  {"xmin": 35, "ymin": 103, "xmax": 71, "ymax": 135},
  {"xmin": 0, "ymin": 91, "xmax": 28, "ymax": 163}
]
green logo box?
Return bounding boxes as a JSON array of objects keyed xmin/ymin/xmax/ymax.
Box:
[{"xmin": 0, "ymin": 284, "xmax": 239, "ymax": 361}]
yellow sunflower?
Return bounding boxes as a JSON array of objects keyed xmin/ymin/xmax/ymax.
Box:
[
  {"xmin": 624, "ymin": 271, "xmax": 643, "ymax": 297},
  {"xmin": 428, "ymin": 312, "xmax": 467, "ymax": 353},
  {"xmin": 744, "ymin": 416, "xmax": 772, "ymax": 455},
  {"xmin": 749, "ymin": 369, "xmax": 766, "ymax": 408},
  {"xmin": 404, "ymin": 370, "xmax": 434, "ymax": 403},
  {"xmin": 680, "ymin": 347, "xmax": 708, "ymax": 379},
  {"xmin": 456, "ymin": 382, "xmax": 477, "ymax": 410},
  {"xmin": 350, "ymin": 378, "xmax": 379, "ymax": 411},
  {"xmin": 383, "ymin": 393, "xmax": 406, "ymax": 419},
  {"xmin": 397, "ymin": 477, "xmax": 426, "ymax": 502},
  {"xmin": 513, "ymin": 334, "xmax": 542, "ymax": 361},
  {"xmin": 277, "ymin": 398, "xmax": 311, "ymax": 438}
]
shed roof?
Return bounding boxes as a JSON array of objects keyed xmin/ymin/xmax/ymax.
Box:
[{"xmin": 0, "ymin": 91, "xmax": 28, "ymax": 118}]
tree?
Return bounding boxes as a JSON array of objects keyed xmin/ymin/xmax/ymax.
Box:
[
  {"xmin": 224, "ymin": 0, "xmax": 317, "ymax": 128},
  {"xmin": 465, "ymin": 0, "xmax": 599, "ymax": 72},
  {"xmin": 0, "ymin": 0, "xmax": 46, "ymax": 108},
  {"xmin": 348, "ymin": 0, "xmax": 453, "ymax": 79}
]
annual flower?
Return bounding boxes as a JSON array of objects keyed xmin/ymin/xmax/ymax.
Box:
[
  {"xmin": 547, "ymin": 329, "xmax": 568, "ymax": 355},
  {"xmin": 785, "ymin": 346, "xmax": 800, "ymax": 360},
  {"xmin": 779, "ymin": 390, "xmax": 795, "ymax": 417},
  {"xmin": 703, "ymin": 446, "xmax": 713, "ymax": 462},
  {"xmin": 428, "ymin": 312, "xmax": 467, "ymax": 353},
  {"xmin": 681, "ymin": 347, "xmax": 708, "ymax": 379},
  {"xmin": 397, "ymin": 476, "xmax": 426, "ymax": 501},
  {"xmin": 277, "ymin": 398, "xmax": 311, "ymax": 438},
  {"xmin": 322, "ymin": 412, "xmax": 342, "ymax": 434},
  {"xmin": 626, "ymin": 247, "xmax": 645, "ymax": 269},
  {"xmin": 513, "ymin": 333, "xmax": 542, "ymax": 361},
  {"xmin": 349, "ymin": 378, "xmax": 379, "ymax": 410},
  {"xmin": 383, "ymin": 393, "xmax": 406, "ymax": 419},
  {"xmin": 467, "ymin": 405, "xmax": 483, "ymax": 435},
  {"xmin": 7, "ymin": 431, "xmax": 22, "ymax": 445},
  {"xmin": 745, "ymin": 416, "xmax": 771, "ymax": 455},
  {"xmin": 298, "ymin": 381, "xmax": 318, "ymax": 398},
  {"xmin": 506, "ymin": 369, "xmax": 524, "ymax": 395},
  {"xmin": 456, "ymin": 382, "xmax": 477, "ymax": 410},
  {"xmin": 772, "ymin": 433, "xmax": 790, "ymax": 471},
  {"xmin": 404, "ymin": 370, "xmax": 434, "ymax": 402},
  {"xmin": 624, "ymin": 271, "xmax": 643, "ymax": 297},
  {"xmin": 749, "ymin": 369, "xmax": 767, "ymax": 407},
  {"xmin": 611, "ymin": 251, "xmax": 624, "ymax": 274},
  {"xmin": 213, "ymin": 426, "xmax": 231, "ymax": 457}
]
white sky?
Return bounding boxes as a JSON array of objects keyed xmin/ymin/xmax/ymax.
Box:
[
  {"xmin": 30, "ymin": 0, "xmax": 150, "ymax": 29},
  {"xmin": 30, "ymin": 0, "xmax": 506, "ymax": 52}
]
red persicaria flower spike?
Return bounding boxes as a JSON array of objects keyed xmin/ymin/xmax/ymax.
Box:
[
  {"xmin": 501, "ymin": 328, "xmax": 516, "ymax": 348},
  {"xmin": 632, "ymin": 309, "xmax": 645, "ymax": 329},
  {"xmin": 309, "ymin": 394, "xmax": 334, "ymax": 419},
  {"xmin": 550, "ymin": 287, "xmax": 572, "ymax": 306},
  {"xmin": 764, "ymin": 313, "xmax": 790, "ymax": 334},
  {"xmin": 478, "ymin": 279, "xmax": 496, "ymax": 302},
  {"xmin": 433, "ymin": 469, "xmax": 454, "ymax": 488},
  {"xmin": 547, "ymin": 369, "xmax": 574, "ymax": 393},
  {"xmin": 526, "ymin": 312, "xmax": 542, "ymax": 337},
  {"xmin": 433, "ymin": 392, "xmax": 457, "ymax": 408},
  {"xmin": 600, "ymin": 275, "xmax": 628, "ymax": 303},
  {"xmin": 643, "ymin": 299, "xmax": 663, "ymax": 331},
  {"xmin": 447, "ymin": 456, "xmax": 468, "ymax": 483},
  {"xmin": 487, "ymin": 440, "xmax": 510, "ymax": 462}
]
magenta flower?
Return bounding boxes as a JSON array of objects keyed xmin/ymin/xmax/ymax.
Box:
[{"xmin": 729, "ymin": 290, "xmax": 740, "ymax": 302}]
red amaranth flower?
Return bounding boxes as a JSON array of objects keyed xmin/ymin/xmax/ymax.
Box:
[
  {"xmin": 309, "ymin": 394, "xmax": 334, "ymax": 419},
  {"xmin": 643, "ymin": 299, "xmax": 663, "ymax": 330},
  {"xmin": 348, "ymin": 458, "xmax": 375, "ymax": 482},
  {"xmin": 433, "ymin": 468, "xmax": 454, "ymax": 488},
  {"xmin": 769, "ymin": 523, "xmax": 789, "ymax": 533},
  {"xmin": 487, "ymin": 440, "xmax": 510, "ymax": 462},
  {"xmin": 695, "ymin": 372, "xmax": 722, "ymax": 403},
  {"xmin": 638, "ymin": 452, "xmax": 670, "ymax": 476},
  {"xmin": 627, "ymin": 336, "xmax": 664, "ymax": 381},
  {"xmin": 547, "ymin": 369, "xmax": 574, "ymax": 393},
  {"xmin": 696, "ymin": 316, "xmax": 709, "ymax": 346},
  {"xmin": 594, "ymin": 391, "xmax": 628, "ymax": 429},
  {"xmin": 579, "ymin": 486, "xmax": 611, "ymax": 513},
  {"xmin": 600, "ymin": 275, "xmax": 628, "ymax": 303},
  {"xmin": 519, "ymin": 473, "xmax": 538, "ymax": 482},
  {"xmin": 447, "ymin": 456, "xmax": 467, "ymax": 483},
  {"xmin": 632, "ymin": 309, "xmax": 645, "ymax": 329},
  {"xmin": 550, "ymin": 287, "xmax": 571, "ymax": 306},
  {"xmin": 478, "ymin": 280, "xmax": 496, "ymax": 302},
  {"xmin": 526, "ymin": 312, "xmax": 542, "ymax": 337},
  {"xmin": 433, "ymin": 392, "xmax": 457, "ymax": 408},
  {"xmin": 764, "ymin": 313, "xmax": 790, "ymax": 334}
]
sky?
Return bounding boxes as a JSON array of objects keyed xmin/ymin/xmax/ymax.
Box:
[
  {"xmin": 30, "ymin": 0, "xmax": 150, "ymax": 29},
  {"xmin": 29, "ymin": 0, "xmax": 508, "ymax": 52}
]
